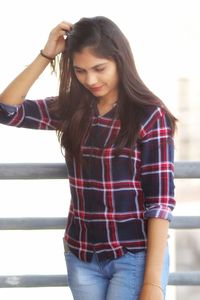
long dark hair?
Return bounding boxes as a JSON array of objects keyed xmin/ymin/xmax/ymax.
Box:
[{"xmin": 52, "ymin": 16, "xmax": 177, "ymax": 160}]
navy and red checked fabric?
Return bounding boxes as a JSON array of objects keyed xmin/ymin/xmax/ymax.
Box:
[{"xmin": 0, "ymin": 98, "xmax": 176, "ymax": 262}]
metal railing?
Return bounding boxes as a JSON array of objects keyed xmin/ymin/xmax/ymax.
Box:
[{"xmin": 0, "ymin": 161, "xmax": 200, "ymax": 288}]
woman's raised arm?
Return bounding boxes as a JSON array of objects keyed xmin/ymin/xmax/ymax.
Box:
[{"xmin": 0, "ymin": 21, "xmax": 72, "ymax": 106}]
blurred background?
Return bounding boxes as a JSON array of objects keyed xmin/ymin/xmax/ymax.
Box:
[{"xmin": 0, "ymin": 0, "xmax": 200, "ymax": 299}]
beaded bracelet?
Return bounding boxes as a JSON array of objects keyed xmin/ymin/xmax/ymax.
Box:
[
  {"xmin": 40, "ymin": 50, "xmax": 55, "ymax": 61},
  {"xmin": 143, "ymin": 282, "xmax": 164, "ymax": 293}
]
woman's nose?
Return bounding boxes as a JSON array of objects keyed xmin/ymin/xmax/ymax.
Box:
[{"xmin": 85, "ymin": 73, "xmax": 98, "ymax": 86}]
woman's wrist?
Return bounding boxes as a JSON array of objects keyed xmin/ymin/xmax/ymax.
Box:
[
  {"xmin": 39, "ymin": 50, "xmax": 57, "ymax": 71},
  {"xmin": 40, "ymin": 49, "xmax": 55, "ymax": 61},
  {"xmin": 143, "ymin": 282, "xmax": 164, "ymax": 294}
]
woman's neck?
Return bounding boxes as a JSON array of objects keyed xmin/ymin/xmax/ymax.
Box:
[{"xmin": 97, "ymin": 99, "xmax": 118, "ymax": 116}]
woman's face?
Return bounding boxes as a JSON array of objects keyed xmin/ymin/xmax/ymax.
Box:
[{"xmin": 73, "ymin": 47, "xmax": 119, "ymax": 103}]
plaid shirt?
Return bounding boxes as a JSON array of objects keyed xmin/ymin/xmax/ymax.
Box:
[{"xmin": 0, "ymin": 98, "xmax": 176, "ymax": 262}]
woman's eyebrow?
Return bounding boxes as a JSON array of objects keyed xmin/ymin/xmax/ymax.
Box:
[{"xmin": 73, "ymin": 63, "xmax": 107, "ymax": 70}]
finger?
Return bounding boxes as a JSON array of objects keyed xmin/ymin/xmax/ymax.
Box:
[
  {"xmin": 54, "ymin": 29, "xmax": 70, "ymax": 40},
  {"xmin": 58, "ymin": 21, "xmax": 73, "ymax": 32},
  {"xmin": 50, "ymin": 23, "xmax": 72, "ymax": 39}
]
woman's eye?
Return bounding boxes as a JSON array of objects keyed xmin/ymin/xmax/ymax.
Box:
[
  {"xmin": 96, "ymin": 68, "xmax": 105, "ymax": 72},
  {"xmin": 74, "ymin": 69, "xmax": 84, "ymax": 74}
]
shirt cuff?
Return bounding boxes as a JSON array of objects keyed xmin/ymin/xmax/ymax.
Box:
[
  {"xmin": 144, "ymin": 205, "xmax": 173, "ymax": 222},
  {"xmin": 0, "ymin": 103, "xmax": 19, "ymax": 116}
]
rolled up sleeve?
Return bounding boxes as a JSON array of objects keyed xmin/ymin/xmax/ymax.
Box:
[
  {"xmin": 140, "ymin": 108, "xmax": 176, "ymax": 221},
  {"xmin": 0, "ymin": 97, "xmax": 59, "ymax": 130},
  {"xmin": 0, "ymin": 103, "xmax": 19, "ymax": 116}
]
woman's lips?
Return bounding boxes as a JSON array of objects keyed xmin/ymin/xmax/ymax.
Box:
[{"xmin": 89, "ymin": 85, "xmax": 104, "ymax": 92}]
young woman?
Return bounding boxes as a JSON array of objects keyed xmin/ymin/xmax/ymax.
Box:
[{"xmin": 0, "ymin": 16, "xmax": 176, "ymax": 300}]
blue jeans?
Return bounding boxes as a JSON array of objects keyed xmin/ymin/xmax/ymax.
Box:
[{"xmin": 64, "ymin": 248, "xmax": 169, "ymax": 300}]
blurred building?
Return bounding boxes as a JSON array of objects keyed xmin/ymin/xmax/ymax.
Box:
[
  {"xmin": 175, "ymin": 76, "xmax": 200, "ymax": 300},
  {"xmin": 177, "ymin": 77, "xmax": 200, "ymax": 160}
]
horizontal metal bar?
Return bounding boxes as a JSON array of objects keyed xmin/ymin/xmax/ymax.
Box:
[
  {"xmin": 1, "ymin": 216, "xmax": 200, "ymax": 230},
  {"xmin": 0, "ymin": 272, "xmax": 200, "ymax": 288},
  {"xmin": 0, "ymin": 275, "xmax": 68, "ymax": 288},
  {"xmin": 0, "ymin": 163, "xmax": 68, "ymax": 180},
  {"xmin": 175, "ymin": 161, "xmax": 200, "ymax": 178},
  {"xmin": 168, "ymin": 272, "xmax": 200, "ymax": 286},
  {"xmin": 170, "ymin": 216, "xmax": 200, "ymax": 229},
  {"xmin": 0, "ymin": 161, "xmax": 200, "ymax": 180},
  {"xmin": 0, "ymin": 218, "xmax": 67, "ymax": 230}
]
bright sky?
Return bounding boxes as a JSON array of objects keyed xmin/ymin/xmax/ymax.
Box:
[{"xmin": 0, "ymin": 1, "xmax": 199, "ymax": 299}]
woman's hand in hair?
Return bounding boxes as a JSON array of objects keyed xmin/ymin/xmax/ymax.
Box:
[{"xmin": 42, "ymin": 21, "xmax": 73, "ymax": 59}]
